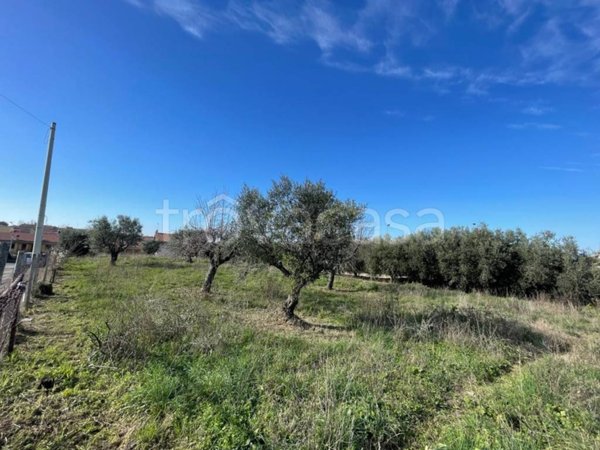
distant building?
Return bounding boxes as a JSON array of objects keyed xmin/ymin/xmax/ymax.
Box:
[
  {"xmin": 154, "ymin": 231, "xmax": 171, "ymax": 243},
  {"xmin": 128, "ymin": 235, "xmax": 155, "ymax": 254},
  {"xmin": 0, "ymin": 226, "xmax": 12, "ymax": 251},
  {"xmin": 0, "ymin": 224, "xmax": 60, "ymax": 257},
  {"xmin": 128, "ymin": 231, "xmax": 171, "ymax": 254}
]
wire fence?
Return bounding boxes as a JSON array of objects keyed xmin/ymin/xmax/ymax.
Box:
[
  {"xmin": 0, "ymin": 272, "xmax": 26, "ymax": 357},
  {"xmin": 0, "ymin": 250, "xmax": 60, "ymax": 358}
]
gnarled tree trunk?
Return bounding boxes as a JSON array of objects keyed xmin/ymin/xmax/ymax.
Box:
[
  {"xmin": 110, "ymin": 251, "xmax": 119, "ymax": 265},
  {"xmin": 202, "ymin": 262, "xmax": 218, "ymax": 293},
  {"xmin": 327, "ymin": 269, "xmax": 336, "ymax": 290},
  {"xmin": 283, "ymin": 280, "xmax": 305, "ymax": 320}
]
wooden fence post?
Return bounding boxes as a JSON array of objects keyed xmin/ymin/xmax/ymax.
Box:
[
  {"xmin": 43, "ymin": 252, "xmax": 51, "ymax": 283},
  {"xmin": 0, "ymin": 243, "xmax": 8, "ymax": 283},
  {"xmin": 50, "ymin": 254, "xmax": 59, "ymax": 284},
  {"xmin": 13, "ymin": 251, "xmax": 26, "ymax": 280},
  {"xmin": 0, "ymin": 273, "xmax": 25, "ymax": 357}
]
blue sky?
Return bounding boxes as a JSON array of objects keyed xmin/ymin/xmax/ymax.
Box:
[{"xmin": 0, "ymin": 0, "xmax": 599, "ymax": 249}]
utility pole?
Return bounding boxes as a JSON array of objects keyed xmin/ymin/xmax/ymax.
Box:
[{"xmin": 24, "ymin": 122, "xmax": 56, "ymax": 309}]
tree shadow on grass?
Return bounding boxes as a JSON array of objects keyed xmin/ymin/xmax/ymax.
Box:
[
  {"xmin": 301, "ymin": 290, "xmax": 360, "ymax": 319},
  {"xmin": 330, "ymin": 288, "xmax": 364, "ymax": 294},
  {"xmin": 287, "ymin": 315, "xmax": 350, "ymax": 332},
  {"xmin": 352, "ymin": 305, "xmax": 570, "ymax": 355},
  {"xmin": 130, "ymin": 259, "xmax": 189, "ymax": 270}
]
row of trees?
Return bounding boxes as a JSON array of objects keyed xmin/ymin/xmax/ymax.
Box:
[
  {"xmin": 167, "ymin": 178, "xmax": 363, "ymax": 319},
  {"xmin": 59, "ymin": 216, "xmax": 145, "ymax": 263},
  {"xmin": 61, "ymin": 177, "xmax": 599, "ymax": 318},
  {"xmin": 62, "ymin": 177, "xmax": 364, "ymax": 321},
  {"xmin": 354, "ymin": 227, "xmax": 599, "ymax": 304}
]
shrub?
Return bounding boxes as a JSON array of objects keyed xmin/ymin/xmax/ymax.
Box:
[
  {"xmin": 59, "ymin": 227, "xmax": 90, "ymax": 257},
  {"xmin": 143, "ymin": 240, "xmax": 162, "ymax": 255},
  {"xmin": 89, "ymin": 296, "xmax": 231, "ymax": 363},
  {"xmin": 359, "ymin": 226, "xmax": 597, "ymax": 304}
]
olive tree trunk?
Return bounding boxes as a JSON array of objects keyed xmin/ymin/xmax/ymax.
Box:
[
  {"xmin": 110, "ymin": 251, "xmax": 119, "ymax": 265},
  {"xmin": 202, "ymin": 262, "xmax": 218, "ymax": 293},
  {"xmin": 327, "ymin": 269, "xmax": 336, "ymax": 290},
  {"xmin": 283, "ymin": 280, "xmax": 306, "ymax": 319}
]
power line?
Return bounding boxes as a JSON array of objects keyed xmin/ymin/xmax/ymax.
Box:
[{"xmin": 0, "ymin": 93, "xmax": 50, "ymax": 127}]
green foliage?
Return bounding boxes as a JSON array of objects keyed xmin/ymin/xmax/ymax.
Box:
[
  {"xmin": 142, "ymin": 240, "xmax": 161, "ymax": 255},
  {"xmin": 169, "ymin": 227, "xmax": 206, "ymax": 262},
  {"xmin": 89, "ymin": 296, "xmax": 231, "ymax": 363},
  {"xmin": 1, "ymin": 256, "xmax": 599, "ymax": 449},
  {"xmin": 362, "ymin": 226, "xmax": 597, "ymax": 304},
  {"xmin": 168, "ymin": 216, "xmax": 238, "ymax": 292},
  {"xmin": 418, "ymin": 357, "xmax": 600, "ymax": 449},
  {"xmin": 58, "ymin": 227, "xmax": 90, "ymax": 256},
  {"xmin": 239, "ymin": 177, "xmax": 364, "ymax": 283},
  {"xmin": 89, "ymin": 215, "xmax": 143, "ymax": 264},
  {"xmin": 238, "ymin": 176, "xmax": 364, "ymax": 316}
]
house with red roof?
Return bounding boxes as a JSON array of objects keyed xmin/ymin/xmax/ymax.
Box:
[{"xmin": 0, "ymin": 224, "xmax": 60, "ymax": 257}]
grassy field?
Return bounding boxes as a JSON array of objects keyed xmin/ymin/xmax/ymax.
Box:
[{"xmin": 1, "ymin": 256, "xmax": 599, "ymax": 449}]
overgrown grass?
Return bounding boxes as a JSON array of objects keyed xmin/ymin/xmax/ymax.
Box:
[{"xmin": 1, "ymin": 255, "xmax": 599, "ymax": 449}]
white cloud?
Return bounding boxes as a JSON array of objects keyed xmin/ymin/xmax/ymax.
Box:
[
  {"xmin": 522, "ymin": 105, "xmax": 554, "ymax": 116},
  {"xmin": 124, "ymin": 0, "xmax": 600, "ymax": 93},
  {"xmin": 383, "ymin": 109, "xmax": 405, "ymax": 117},
  {"xmin": 229, "ymin": 4, "xmax": 294, "ymax": 43},
  {"xmin": 302, "ymin": 3, "xmax": 371, "ymax": 54},
  {"xmin": 438, "ymin": 0, "xmax": 460, "ymax": 18},
  {"xmin": 373, "ymin": 57, "xmax": 414, "ymax": 78},
  {"xmin": 539, "ymin": 166, "xmax": 584, "ymax": 173},
  {"xmin": 124, "ymin": 0, "xmax": 145, "ymax": 7},
  {"xmin": 153, "ymin": 0, "xmax": 217, "ymax": 38},
  {"xmin": 508, "ymin": 122, "xmax": 562, "ymax": 130}
]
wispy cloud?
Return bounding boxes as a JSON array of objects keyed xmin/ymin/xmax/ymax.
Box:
[
  {"xmin": 383, "ymin": 109, "xmax": 405, "ymax": 117},
  {"xmin": 522, "ymin": 105, "xmax": 554, "ymax": 116},
  {"xmin": 508, "ymin": 122, "xmax": 562, "ymax": 130},
  {"xmin": 573, "ymin": 131, "xmax": 593, "ymax": 138},
  {"xmin": 124, "ymin": 0, "xmax": 145, "ymax": 7},
  {"xmin": 153, "ymin": 0, "xmax": 218, "ymax": 38},
  {"xmin": 539, "ymin": 166, "xmax": 584, "ymax": 173},
  {"xmin": 125, "ymin": 0, "xmax": 600, "ymax": 93},
  {"xmin": 383, "ymin": 110, "xmax": 436, "ymax": 122}
]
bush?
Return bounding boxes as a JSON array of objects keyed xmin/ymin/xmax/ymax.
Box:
[
  {"xmin": 90, "ymin": 296, "xmax": 232, "ymax": 363},
  {"xmin": 59, "ymin": 228, "xmax": 90, "ymax": 257},
  {"xmin": 143, "ymin": 240, "xmax": 162, "ymax": 255},
  {"xmin": 35, "ymin": 282, "xmax": 53, "ymax": 297},
  {"xmin": 359, "ymin": 226, "xmax": 598, "ymax": 304}
]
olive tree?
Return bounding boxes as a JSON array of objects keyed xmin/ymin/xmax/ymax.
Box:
[
  {"xmin": 89, "ymin": 215, "xmax": 143, "ymax": 265},
  {"xmin": 325, "ymin": 224, "xmax": 369, "ymax": 290},
  {"xmin": 238, "ymin": 177, "xmax": 364, "ymax": 321},
  {"xmin": 169, "ymin": 227, "xmax": 205, "ymax": 263},
  {"xmin": 59, "ymin": 227, "xmax": 90, "ymax": 257},
  {"xmin": 193, "ymin": 197, "xmax": 238, "ymax": 293}
]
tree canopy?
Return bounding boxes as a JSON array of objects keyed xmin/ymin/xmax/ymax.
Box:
[
  {"xmin": 238, "ymin": 176, "xmax": 364, "ymax": 320},
  {"xmin": 89, "ymin": 215, "xmax": 143, "ymax": 264},
  {"xmin": 59, "ymin": 227, "xmax": 90, "ymax": 257}
]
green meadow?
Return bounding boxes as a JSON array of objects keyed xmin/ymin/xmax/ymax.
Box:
[{"xmin": 1, "ymin": 256, "xmax": 599, "ymax": 449}]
